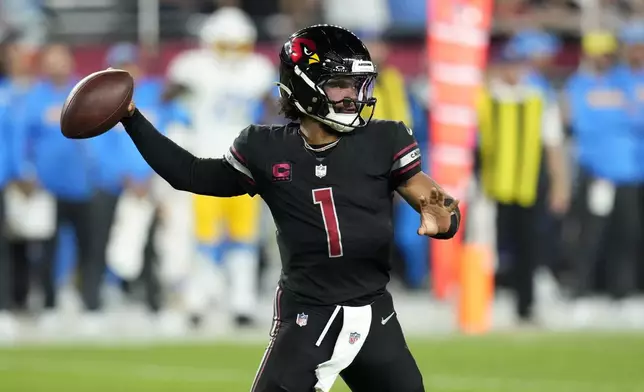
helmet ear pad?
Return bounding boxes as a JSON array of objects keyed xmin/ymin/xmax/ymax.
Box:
[
  {"xmin": 278, "ymin": 65, "xmax": 330, "ymax": 118},
  {"xmin": 299, "ymin": 73, "xmax": 331, "ymax": 116}
]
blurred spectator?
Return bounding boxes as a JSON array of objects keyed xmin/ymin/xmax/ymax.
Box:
[
  {"xmin": 618, "ymin": 23, "xmax": 644, "ymax": 295},
  {"xmin": 477, "ymin": 41, "xmax": 569, "ymax": 325},
  {"xmin": 564, "ymin": 31, "xmax": 642, "ymax": 326},
  {"xmin": 509, "ymin": 29, "xmax": 570, "ymax": 280},
  {"xmin": 165, "ymin": 6, "xmax": 274, "ymax": 328},
  {"xmin": 96, "ymin": 43, "xmax": 189, "ymax": 316},
  {"xmin": 513, "ymin": 29, "xmax": 562, "ymax": 97},
  {"xmin": 0, "ymin": 45, "xmax": 25, "ymax": 341},
  {"xmin": 13, "ymin": 44, "xmax": 103, "ymax": 334},
  {"xmin": 0, "ymin": 40, "xmax": 39, "ymax": 323}
]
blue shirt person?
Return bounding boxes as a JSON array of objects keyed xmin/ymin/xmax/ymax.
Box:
[{"xmin": 565, "ymin": 32, "xmax": 638, "ymax": 184}]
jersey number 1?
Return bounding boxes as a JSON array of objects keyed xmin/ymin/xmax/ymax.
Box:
[{"xmin": 312, "ymin": 187, "xmax": 344, "ymax": 258}]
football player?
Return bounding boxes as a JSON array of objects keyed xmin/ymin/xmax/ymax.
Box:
[
  {"xmin": 120, "ymin": 25, "xmax": 460, "ymax": 392},
  {"xmin": 165, "ymin": 7, "xmax": 275, "ymax": 326}
]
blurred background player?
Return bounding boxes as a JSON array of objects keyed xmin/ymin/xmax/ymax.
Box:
[
  {"xmin": 564, "ymin": 31, "xmax": 643, "ymax": 327},
  {"xmin": 0, "ymin": 38, "xmax": 29, "ymax": 340},
  {"xmin": 13, "ymin": 44, "xmax": 104, "ymax": 335},
  {"xmin": 507, "ymin": 29, "xmax": 568, "ymax": 285},
  {"xmin": 0, "ymin": 39, "xmax": 42, "ymax": 316},
  {"xmin": 165, "ymin": 6, "xmax": 275, "ymax": 327},
  {"xmin": 3, "ymin": 41, "xmax": 53, "ymax": 317},
  {"xmin": 97, "ymin": 42, "xmax": 189, "ymax": 321},
  {"xmin": 477, "ymin": 39, "xmax": 569, "ymax": 326}
]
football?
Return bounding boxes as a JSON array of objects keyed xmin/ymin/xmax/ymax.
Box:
[{"xmin": 60, "ymin": 68, "xmax": 134, "ymax": 139}]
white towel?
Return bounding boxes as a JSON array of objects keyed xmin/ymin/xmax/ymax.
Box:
[
  {"xmin": 314, "ymin": 305, "xmax": 372, "ymax": 392},
  {"xmin": 587, "ymin": 179, "xmax": 615, "ymax": 217},
  {"xmin": 152, "ymin": 126, "xmax": 195, "ymax": 286},
  {"xmin": 4, "ymin": 185, "xmax": 56, "ymax": 240},
  {"xmin": 154, "ymin": 190, "xmax": 195, "ymax": 285},
  {"xmin": 106, "ymin": 191, "xmax": 156, "ymax": 280}
]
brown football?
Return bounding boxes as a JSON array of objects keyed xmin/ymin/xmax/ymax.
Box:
[{"xmin": 60, "ymin": 68, "xmax": 134, "ymax": 139}]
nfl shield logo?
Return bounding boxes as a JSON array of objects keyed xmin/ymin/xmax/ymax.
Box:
[
  {"xmin": 315, "ymin": 164, "xmax": 327, "ymax": 178},
  {"xmin": 296, "ymin": 313, "xmax": 308, "ymax": 327},
  {"xmin": 349, "ymin": 332, "xmax": 361, "ymax": 345}
]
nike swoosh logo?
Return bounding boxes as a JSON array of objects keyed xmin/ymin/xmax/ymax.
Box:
[{"xmin": 381, "ymin": 312, "xmax": 396, "ymax": 325}]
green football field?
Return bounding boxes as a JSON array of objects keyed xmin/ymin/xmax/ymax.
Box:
[{"xmin": 1, "ymin": 332, "xmax": 643, "ymax": 392}]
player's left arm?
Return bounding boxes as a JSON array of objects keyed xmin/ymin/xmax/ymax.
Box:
[{"xmin": 390, "ymin": 122, "xmax": 461, "ymax": 239}]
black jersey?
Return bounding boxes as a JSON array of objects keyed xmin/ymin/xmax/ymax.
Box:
[{"xmin": 224, "ymin": 120, "xmax": 422, "ymax": 306}]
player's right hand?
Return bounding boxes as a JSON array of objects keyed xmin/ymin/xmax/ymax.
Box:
[{"xmin": 417, "ymin": 189, "xmax": 459, "ymax": 236}]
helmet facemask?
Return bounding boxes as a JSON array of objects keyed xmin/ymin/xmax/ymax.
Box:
[
  {"xmin": 316, "ymin": 73, "xmax": 377, "ymax": 132},
  {"xmin": 278, "ymin": 59, "xmax": 378, "ymax": 133}
]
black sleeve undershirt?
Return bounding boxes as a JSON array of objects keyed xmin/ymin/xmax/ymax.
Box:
[{"xmin": 121, "ymin": 109, "xmax": 247, "ymax": 197}]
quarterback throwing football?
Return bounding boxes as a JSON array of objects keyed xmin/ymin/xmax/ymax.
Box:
[{"xmin": 121, "ymin": 24, "xmax": 460, "ymax": 392}]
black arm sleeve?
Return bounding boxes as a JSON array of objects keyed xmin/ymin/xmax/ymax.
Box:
[
  {"xmin": 431, "ymin": 198, "xmax": 461, "ymax": 240},
  {"xmin": 121, "ymin": 109, "xmax": 247, "ymax": 197}
]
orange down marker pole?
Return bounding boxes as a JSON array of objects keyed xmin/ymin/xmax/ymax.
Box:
[{"xmin": 427, "ymin": 0, "xmax": 494, "ymax": 333}]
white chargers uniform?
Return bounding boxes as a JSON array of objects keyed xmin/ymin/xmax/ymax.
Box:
[{"xmin": 167, "ymin": 47, "xmax": 275, "ymax": 320}]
